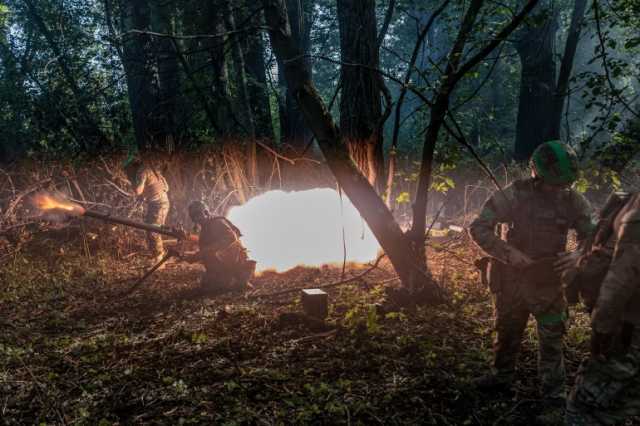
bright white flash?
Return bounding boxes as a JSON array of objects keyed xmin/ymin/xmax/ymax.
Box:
[{"xmin": 227, "ymin": 189, "xmax": 381, "ymax": 272}]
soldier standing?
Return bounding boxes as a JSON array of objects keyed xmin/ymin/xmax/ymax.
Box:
[
  {"xmin": 185, "ymin": 201, "xmax": 256, "ymax": 294},
  {"xmin": 124, "ymin": 158, "xmax": 170, "ymax": 264},
  {"xmin": 469, "ymin": 141, "xmax": 594, "ymax": 405},
  {"xmin": 566, "ymin": 192, "xmax": 640, "ymax": 425}
]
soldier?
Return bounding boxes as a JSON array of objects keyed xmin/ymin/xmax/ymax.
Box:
[
  {"xmin": 566, "ymin": 192, "xmax": 640, "ymax": 425},
  {"xmin": 124, "ymin": 157, "xmax": 170, "ymax": 264},
  {"xmin": 469, "ymin": 141, "xmax": 594, "ymax": 405},
  {"xmin": 184, "ymin": 201, "xmax": 256, "ymax": 294}
]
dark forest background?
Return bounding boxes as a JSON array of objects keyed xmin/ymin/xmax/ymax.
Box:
[{"xmin": 2, "ymin": 0, "xmax": 640, "ymax": 173}]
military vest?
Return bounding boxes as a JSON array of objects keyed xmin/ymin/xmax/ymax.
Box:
[
  {"xmin": 502, "ymin": 179, "xmax": 575, "ymax": 259},
  {"xmin": 198, "ymin": 216, "xmax": 241, "ymax": 252}
]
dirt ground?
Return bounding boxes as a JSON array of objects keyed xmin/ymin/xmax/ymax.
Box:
[{"xmin": 0, "ymin": 226, "xmax": 598, "ymax": 425}]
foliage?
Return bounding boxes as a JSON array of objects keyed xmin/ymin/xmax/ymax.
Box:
[{"xmin": 1, "ymin": 0, "xmax": 635, "ymax": 175}]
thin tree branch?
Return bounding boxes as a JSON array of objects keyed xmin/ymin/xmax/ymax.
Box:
[
  {"xmin": 377, "ymin": 0, "xmax": 398, "ymax": 48},
  {"xmin": 120, "ymin": 26, "xmax": 269, "ymax": 40}
]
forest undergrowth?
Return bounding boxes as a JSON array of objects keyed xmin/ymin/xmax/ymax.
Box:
[{"xmin": 0, "ymin": 225, "xmax": 593, "ymax": 425}]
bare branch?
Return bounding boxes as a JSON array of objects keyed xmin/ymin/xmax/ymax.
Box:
[{"xmin": 377, "ymin": 0, "xmax": 397, "ymax": 48}]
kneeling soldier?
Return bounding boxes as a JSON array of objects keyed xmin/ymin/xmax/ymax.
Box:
[{"xmin": 185, "ymin": 201, "xmax": 256, "ymax": 294}]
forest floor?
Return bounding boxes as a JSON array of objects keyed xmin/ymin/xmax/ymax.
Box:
[{"xmin": 1, "ymin": 229, "xmax": 594, "ymax": 425}]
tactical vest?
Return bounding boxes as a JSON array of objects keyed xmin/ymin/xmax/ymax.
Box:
[
  {"xmin": 502, "ymin": 179, "xmax": 574, "ymax": 259},
  {"xmin": 198, "ymin": 216, "xmax": 241, "ymax": 251}
]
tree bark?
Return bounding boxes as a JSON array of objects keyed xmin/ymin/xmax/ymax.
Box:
[
  {"xmin": 152, "ymin": 0, "xmax": 180, "ymax": 150},
  {"xmin": 386, "ymin": 0, "xmax": 451, "ymax": 207},
  {"xmin": 410, "ymin": 0, "xmax": 485, "ymax": 247},
  {"xmin": 548, "ymin": 0, "xmax": 588, "ymax": 140},
  {"xmin": 118, "ymin": 0, "xmax": 158, "ymax": 149},
  {"xmin": 276, "ymin": 0, "xmax": 313, "ymax": 151},
  {"xmin": 223, "ymin": 0, "xmax": 257, "ymax": 185},
  {"xmin": 238, "ymin": 0, "xmax": 275, "ymax": 141},
  {"xmin": 514, "ymin": 3, "xmax": 557, "ymax": 161},
  {"xmin": 337, "ymin": 0, "xmax": 384, "ymax": 189},
  {"xmin": 203, "ymin": 2, "xmax": 236, "ymax": 136}
]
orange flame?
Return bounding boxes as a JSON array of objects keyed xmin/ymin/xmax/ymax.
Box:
[{"xmin": 32, "ymin": 192, "xmax": 86, "ymax": 215}]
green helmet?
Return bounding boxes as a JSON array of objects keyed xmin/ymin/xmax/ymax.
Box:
[{"xmin": 530, "ymin": 140, "xmax": 578, "ymax": 185}]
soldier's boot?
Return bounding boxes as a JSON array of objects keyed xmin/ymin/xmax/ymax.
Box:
[{"xmin": 477, "ymin": 317, "xmax": 526, "ymax": 392}]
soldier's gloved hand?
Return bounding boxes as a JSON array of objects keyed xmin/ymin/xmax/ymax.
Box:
[
  {"xmin": 555, "ymin": 250, "xmax": 583, "ymax": 292},
  {"xmin": 505, "ymin": 247, "xmax": 534, "ymax": 268},
  {"xmin": 171, "ymin": 226, "xmax": 188, "ymax": 240}
]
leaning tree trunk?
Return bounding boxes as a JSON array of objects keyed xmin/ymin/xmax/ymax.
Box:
[
  {"xmin": 276, "ymin": 0, "xmax": 313, "ymax": 151},
  {"xmin": 337, "ymin": 0, "xmax": 384, "ymax": 189},
  {"xmin": 513, "ymin": 3, "xmax": 557, "ymax": 161}
]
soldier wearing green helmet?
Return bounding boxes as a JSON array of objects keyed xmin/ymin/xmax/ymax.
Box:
[
  {"xmin": 530, "ymin": 139, "xmax": 580, "ymax": 186},
  {"xmin": 468, "ymin": 141, "xmax": 594, "ymax": 420}
]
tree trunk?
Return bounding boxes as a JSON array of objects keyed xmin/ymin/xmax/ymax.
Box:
[
  {"xmin": 152, "ymin": 0, "xmax": 180, "ymax": 150},
  {"xmin": 386, "ymin": 0, "xmax": 451, "ymax": 207},
  {"xmin": 337, "ymin": 0, "xmax": 384, "ymax": 189},
  {"xmin": 119, "ymin": 0, "xmax": 158, "ymax": 149},
  {"xmin": 514, "ymin": 4, "xmax": 557, "ymax": 161},
  {"xmin": 203, "ymin": 2, "xmax": 235, "ymax": 136},
  {"xmin": 410, "ymin": 0, "xmax": 485, "ymax": 251},
  {"xmin": 223, "ymin": 0, "xmax": 257, "ymax": 185},
  {"xmin": 548, "ymin": 0, "xmax": 588, "ymax": 140},
  {"xmin": 277, "ymin": 0, "xmax": 313, "ymax": 151},
  {"xmin": 238, "ymin": 1, "xmax": 275, "ymax": 141}
]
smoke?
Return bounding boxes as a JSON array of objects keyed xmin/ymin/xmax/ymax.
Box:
[{"xmin": 227, "ymin": 189, "xmax": 380, "ymax": 273}]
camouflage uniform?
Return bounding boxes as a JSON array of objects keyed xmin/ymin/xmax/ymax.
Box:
[
  {"xmin": 133, "ymin": 165, "xmax": 170, "ymax": 257},
  {"xmin": 567, "ymin": 193, "xmax": 640, "ymax": 425},
  {"xmin": 469, "ymin": 178, "xmax": 593, "ymax": 397},
  {"xmin": 196, "ymin": 216, "xmax": 255, "ymax": 292}
]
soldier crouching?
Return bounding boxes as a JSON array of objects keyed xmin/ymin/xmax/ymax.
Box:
[{"xmin": 185, "ymin": 201, "xmax": 256, "ymax": 294}]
